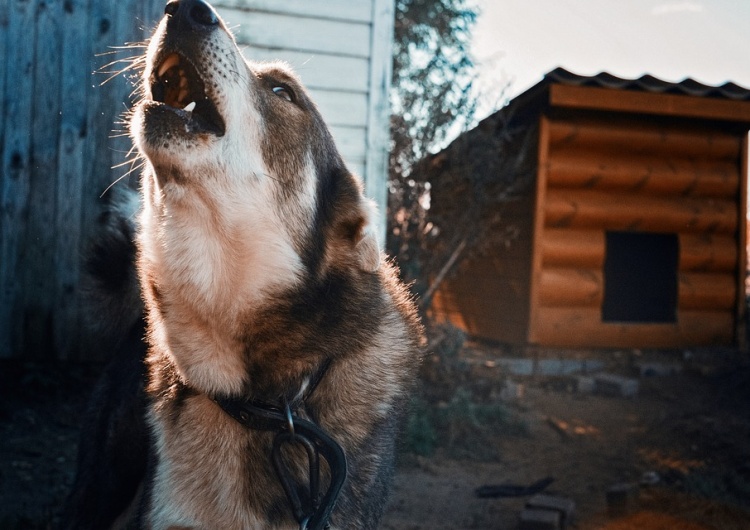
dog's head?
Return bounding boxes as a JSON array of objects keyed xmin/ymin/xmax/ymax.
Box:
[{"xmin": 131, "ymin": 0, "xmax": 380, "ymax": 304}]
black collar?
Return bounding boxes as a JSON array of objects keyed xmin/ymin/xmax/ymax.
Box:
[{"xmin": 211, "ymin": 358, "xmax": 346, "ymax": 530}]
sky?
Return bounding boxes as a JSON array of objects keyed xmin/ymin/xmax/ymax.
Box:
[{"xmin": 471, "ymin": 0, "xmax": 750, "ymax": 117}]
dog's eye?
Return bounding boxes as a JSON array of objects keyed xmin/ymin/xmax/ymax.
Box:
[{"xmin": 272, "ymin": 86, "xmax": 294, "ymax": 103}]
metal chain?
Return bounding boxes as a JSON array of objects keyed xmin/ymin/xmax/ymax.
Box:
[{"xmin": 213, "ymin": 381, "xmax": 345, "ymax": 530}]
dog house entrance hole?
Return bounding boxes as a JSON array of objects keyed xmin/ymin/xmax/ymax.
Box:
[{"xmin": 602, "ymin": 231, "xmax": 678, "ymax": 323}]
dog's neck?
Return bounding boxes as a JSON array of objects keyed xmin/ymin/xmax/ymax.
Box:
[
  {"xmin": 141, "ymin": 168, "xmax": 304, "ymax": 309},
  {"xmin": 138, "ymin": 168, "xmax": 308, "ymax": 397}
]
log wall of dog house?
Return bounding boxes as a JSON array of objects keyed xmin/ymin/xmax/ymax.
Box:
[{"xmin": 528, "ymin": 114, "xmax": 745, "ymax": 348}]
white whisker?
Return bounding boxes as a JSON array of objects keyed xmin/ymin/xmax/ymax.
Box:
[{"xmin": 101, "ymin": 159, "xmax": 145, "ymax": 198}]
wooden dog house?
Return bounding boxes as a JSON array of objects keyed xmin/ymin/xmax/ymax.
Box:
[{"xmin": 429, "ymin": 69, "xmax": 750, "ymax": 348}]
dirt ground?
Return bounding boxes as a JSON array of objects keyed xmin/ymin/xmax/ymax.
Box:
[{"xmin": 2, "ymin": 344, "xmax": 750, "ymax": 530}]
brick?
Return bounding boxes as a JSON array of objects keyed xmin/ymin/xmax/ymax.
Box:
[
  {"xmin": 594, "ymin": 373, "xmax": 639, "ymax": 398},
  {"xmin": 526, "ymin": 494, "xmax": 575, "ymax": 528},
  {"xmin": 519, "ymin": 508, "xmax": 560, "ymax": 530}
]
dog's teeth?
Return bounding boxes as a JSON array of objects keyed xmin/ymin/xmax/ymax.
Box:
[
  {"xmin": 184, "ymin": 101, "xmax": 196, "ymax": 112},
  {"xmin": 157, "ymin": 53, "xmax": 180, "ymax": 78}
]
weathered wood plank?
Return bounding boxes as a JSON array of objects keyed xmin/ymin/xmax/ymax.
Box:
[
  {"xmin": 228, "ymin": 10, "xmax": 371, "ymax": 58},
  {"xmin": 539, "ymin": 267, "xmax": 602, "ymax": 307},
  {"xmin": 85, "ymin": 1, "xmax": 118, "ymax": 197},
  {"xmin": 0, "ymin": 0, "xmax": 8, "ymax": 150},
  {"xmin": 23, "ymin": 0, "xmax": 64, "ymax": 358},
  {"xmin": 528, "ymin": 116, "xmax": 552, "ymax": 345},
  {"xmin": 547, "ymin": 151, "xmax": 738, "ymax": 199},
  {"xmin": 54, "ymin": 0, "xmax": 91, "ymax": 360},
  {"xmin": 550, "ymin": 84, "xmax": 750, "ymax": 123},
  {"xmin": 75, "ymin": 0, "xmax": 158, "ymax": 360},
  {"xmin": 534, "ymin": 307, "xmax": 733, "ymax": 348},
  {"xmin": 142, "ymin": 0, "xmax": 165, "ymax": 32},
  {"xmin": 91, "ymin": 3, "xmax": 135, "ymax": 200},
  {"xmin": 678, "ymin": 272, "xmax": 736, "ymax": 311},
  {"xmin": 0, "ymin": 0, "xmax": 36, "ymax": 357},
  {"xmin": 79, "ymin": 2, "xmax": 122, "ymax": 358},
  {"xmin": 364, "ymin": 0, "xmax": 395, "ymax": 243},
  {"xmin": 680, "ymin": 233, "xmax": 737, "ymax": 273},
  {"xmin": 329, "ymin": 125, "xmax": 367, "ymax": 161},
  {"xmin": 111, "ymin": 0, "xmax": 143, "ymax": 176},
  {"xmin": 544, "ymin": 188, "xmax": 737, "ymax": 234},
  {"xmin": 542, "ymin": 229, "xmax": 605, "ymax": 268},
  {"xmin": 548, "ymin": 118, "xmax": 740, "ymax": 160},
  {"xmin": 241, "ymin": 46, "xmax": 370, "ymax": 93},
  {"xmin": 309, "ymin": 88, "xmax": 369, "ymax": 128},
  {"xmin": 213, "ymin": 0, "xmax": 372, "ymax": 23}
]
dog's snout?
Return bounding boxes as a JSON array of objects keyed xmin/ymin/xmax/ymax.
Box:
[{"xmin": 165, "ymin": 0, "xmax": 219, "ymax": 29}]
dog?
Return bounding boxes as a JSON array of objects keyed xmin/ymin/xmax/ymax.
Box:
[{"xmin": 61, "ymin": 0, "xmax": 423, "ymax": 528}]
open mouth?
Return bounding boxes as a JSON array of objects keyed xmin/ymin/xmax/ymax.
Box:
[{"xmin": 150, "ymin": 52, "xmax": 226, "ymax": 136}]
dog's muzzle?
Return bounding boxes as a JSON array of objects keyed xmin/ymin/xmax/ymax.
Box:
[{"xmin": 144, "ymin": 0, "xmax": 226, "ymax": 136}]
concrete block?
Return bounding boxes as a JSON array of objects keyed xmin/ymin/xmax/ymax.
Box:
[
  {"xmin": 526, "ymin": 494, "xmax": 575, "ymax": 528},
  {"xmin": 500, "ymin": 379, "xmax": 525, "ymax": 402},
  {"xmin": 519, "ymin": 508, "xmax": 560, "ymax": 530},
  {"xmin": 637, "ymin": 361, "xmax": 682, "ymax": 377},
  {"xmin": 594, "ymin": 373, "xmax": 639, "ymax": 398},
  {"xmin": 496, "ymin": 358, "xmax": 535, "ymax": 376},
  {"xmin": 581, "ymin": 359, "xmax": 605, "ymax": 373},
  {"xmin": 575, "ymin": 375, "xmax": 595, "ymax": 394},
  {"xmin": 537, "ymin": 359, "xmax": 566, "ymax": 376},
  {"xmin": 536, "ymin": 359, "xmax": 606, "ymax": 376}
]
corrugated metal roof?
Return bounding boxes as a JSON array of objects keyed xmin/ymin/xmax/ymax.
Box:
[
  {"xmin": 544, "ymin": 67, "xmax": 750, "ymax": 101},
  {"xmin": 430, "ymin": 68, "xmax": 750, "ymax": 163}
]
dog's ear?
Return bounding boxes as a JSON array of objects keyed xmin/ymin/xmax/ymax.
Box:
[{"xmin": 329, "ymin": 196, "xmax": 381, "ymax": 274}]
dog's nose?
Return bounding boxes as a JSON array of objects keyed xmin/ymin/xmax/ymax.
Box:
[{"xmin": 165, "ymin": 0, "xmax": 219, "ymax": 29}]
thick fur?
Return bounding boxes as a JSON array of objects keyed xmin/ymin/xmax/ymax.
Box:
[
  {"xmin": 61, "ymin": 202, "xmax": 149, "ymax": 529},
  {"xmin": 62, "ymin": 1, "xmax": 422, "ymax": 529}
]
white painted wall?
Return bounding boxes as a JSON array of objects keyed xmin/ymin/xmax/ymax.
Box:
[{"xmin": 213, "ymin": 0, "xmax": 394, "ymax": 242}]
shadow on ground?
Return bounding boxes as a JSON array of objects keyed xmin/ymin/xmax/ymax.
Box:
[{"xmin": 2, "ymin": 340, "xmax": 750, "ymax": 530}]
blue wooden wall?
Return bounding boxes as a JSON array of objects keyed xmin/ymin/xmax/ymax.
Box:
[{"xmin": 1, "ymin": 0, "xmax": 164, "ymax": 359}]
